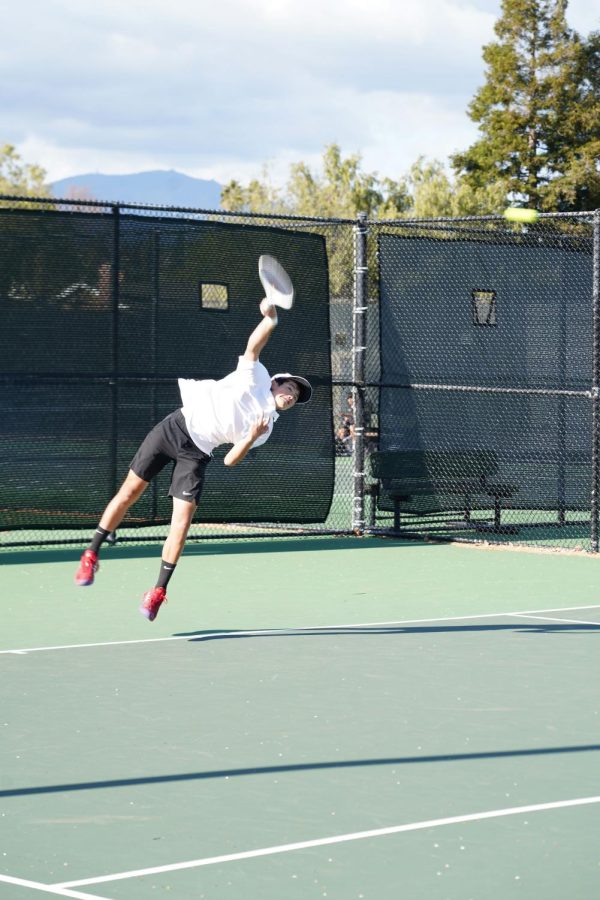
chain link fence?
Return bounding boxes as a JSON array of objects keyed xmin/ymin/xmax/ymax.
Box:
[
  {"xmin": 1, "ymin": 198, "xmax": 598, "ymax": 551},
  {"xmin": 366, "ymin": 212, "xmax": 599, "ymax": 552},
  {"xmin": 0, "ymin": 198, "xmax": 357, "ymax": 547}
]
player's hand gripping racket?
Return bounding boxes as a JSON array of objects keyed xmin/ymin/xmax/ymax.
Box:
[{"xmin": 258, "ymin": 255, "xmax": 295, "ymax": 310}]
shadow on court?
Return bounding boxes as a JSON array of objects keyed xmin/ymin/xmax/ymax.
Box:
[
  {"xmin": 3, "ymin": 743, "xmax": 600, "ymax": 799},
  {"xmin": 0, "ymin": 535, "xmax": 426, "ymax": 566},
  {"xmin": 175, "ymin": 622, "xmax": 600, "ymax": 641}
]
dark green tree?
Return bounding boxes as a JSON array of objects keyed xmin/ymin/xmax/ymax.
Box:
[{"xmin": 452, "ymin": 0, "xmax": 600, "ymax": 211}]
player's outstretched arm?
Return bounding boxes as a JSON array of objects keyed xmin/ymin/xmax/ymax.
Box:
[{"xmin": 243, "ymin": 300, "xmax": 278, "ymax": 362}]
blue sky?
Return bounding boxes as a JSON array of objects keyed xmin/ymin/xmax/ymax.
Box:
[{"xmin": 2, "ymin": 0, "xmax": 598, "ymax": 187}]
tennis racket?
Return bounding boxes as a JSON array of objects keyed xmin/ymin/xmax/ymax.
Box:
[{"xmin": 258, "ymin": 255, "xmax": 295, "ymax": 309}]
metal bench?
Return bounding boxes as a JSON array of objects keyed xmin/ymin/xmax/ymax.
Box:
[{"xmin": 368, "ymin": 449, "xmax": 519, "ymax": 535}]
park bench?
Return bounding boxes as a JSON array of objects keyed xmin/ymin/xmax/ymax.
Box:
[{"xmin": 368, "ymin": 449, "xmax": 519, "ymax": 534}]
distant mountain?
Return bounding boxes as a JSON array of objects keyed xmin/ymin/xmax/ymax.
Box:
[{"xmin": 50, "ymin": 170, "xmax": 223, "ymax": 209}]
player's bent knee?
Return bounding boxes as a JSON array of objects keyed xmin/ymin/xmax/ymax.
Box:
[
  {"xmin": 119, "ymin": 487, "xmax": 144, "ymax": 507},
  {"xmin": 119, "ymin": 472, "xmax": 148, "ymax": 503}
]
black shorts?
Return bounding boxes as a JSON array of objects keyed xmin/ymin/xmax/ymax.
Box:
[{"xmin": 130, "ymin": 409, "xmax": 210, "ymax": 504}]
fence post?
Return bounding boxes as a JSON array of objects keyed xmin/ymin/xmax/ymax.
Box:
[
  {"xmin": 110, "ymin": 205, "xmax": 121, "ymax": 497},
  {"xmin": 352, "ymin": 212, "xmax": 369, "ymax": 533},
  {"xmin": 592, "ymin": 208, "xmax": 600, "ymax": 552},
  {"xmin": 151, "ymin": 228, "xmax": 160, "ymax": 520}
]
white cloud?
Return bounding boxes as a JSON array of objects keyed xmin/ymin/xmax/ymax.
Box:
[
  {"xmin": 2, "ymin": 0, "xmax": 596, "ymax": 188},
  {"xmin": 566, "ymin": 0, "xmax": 600, "ymax": 34},
  {"xmin": 359, "ymin": 91, "xmax": 480, "ymax": 177},
  {"xmin": 16, "ymin": 134, "xmax": 169, "ymax": 181}
]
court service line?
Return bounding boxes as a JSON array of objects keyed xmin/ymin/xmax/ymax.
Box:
[
  {"xmin": 0, "ymin": 873, "xmax": 112, "ymax": 900},
  {"xmin": 1, "ymin": 604, "xmax": 599, "ymax": 656},
  {"xmin": 55, "ymin": 794, "xmax": 600, "ymax": 889}
]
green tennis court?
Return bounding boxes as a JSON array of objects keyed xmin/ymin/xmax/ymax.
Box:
[{"xmin": 2, "ymin": 536, "xmax": 600, "ymax": 899}]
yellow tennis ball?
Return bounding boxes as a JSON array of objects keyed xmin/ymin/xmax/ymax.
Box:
[{"xmin": 503, "ymin": 207, "xmax": 539, "ymax": 224}]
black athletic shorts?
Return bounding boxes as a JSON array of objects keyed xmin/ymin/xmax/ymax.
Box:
[{"xmin": 130, "ymin": 409, "xmax": 210, "ymax": 504}]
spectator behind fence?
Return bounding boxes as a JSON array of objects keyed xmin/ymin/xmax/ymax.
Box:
[{"xmin": 335, "ymin": 424, "xmax": 352, "ymax": 456}]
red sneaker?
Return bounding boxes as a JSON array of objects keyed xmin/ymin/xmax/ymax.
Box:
[
  {"xmin": 139, "ymin": 587, "xmax": 167, "ymax": 622},
  {"xmin": 75, "ymin": 549, "xmax": 99, "ymax": 586}
]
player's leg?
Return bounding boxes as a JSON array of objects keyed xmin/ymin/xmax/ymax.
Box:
[
  {"xmin": 162, "ymin": 497, "xmax": 198, "ymax": 565},
  {"xmin": 75, "ymin": 415, "xmax": 175, "ymax": 586},
  {"xmin": 99, "ymin": 470, "xmax": 149, "ymax": 533},
  {"xmin": 139, "ymin": 499, "xmax": 198, "ymax": 622},
  {"xmin": 139, "ymin": 424, "xmax": 209, "ymax": 621},
  {"xmin": 74, "ymin": 471, "xmax": 150, "ymax": 586}
]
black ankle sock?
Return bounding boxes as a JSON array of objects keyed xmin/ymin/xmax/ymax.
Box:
[
  {"xmin": 156, "ymin": 560, "xmax": 176, "ymax": 590},
  {"xmin": 89, "ymin": 526, "xmax": 112, "ymax": 555}
]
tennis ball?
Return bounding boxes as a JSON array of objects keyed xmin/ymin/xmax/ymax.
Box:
[{"xmin": 503, "ymin": 207, "xmax": 539, "ymax": 224}]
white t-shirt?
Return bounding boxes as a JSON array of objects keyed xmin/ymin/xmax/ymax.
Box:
[{"xmin": 178, "ymin": 357, "xmax": 279, "ymax": 456}]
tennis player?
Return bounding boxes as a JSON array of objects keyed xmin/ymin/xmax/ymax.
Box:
[{"xmin": 74, "ymin": 293, "xmax": 312, "ymax": 621}]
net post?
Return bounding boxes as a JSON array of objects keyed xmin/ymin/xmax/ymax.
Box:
[
  {"xmin": 110, "ymin": 204, "xmax": 121, "ymax": 496},
  {"xmin": 591, "ymin": 208, "xmax": 600, "ymax": 552},
  {"xmin": 352, "ymin": 212, "xmax": 369, "ymax": 533}
]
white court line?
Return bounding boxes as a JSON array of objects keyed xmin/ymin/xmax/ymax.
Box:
[
  {"xmin": 514, "ymin": 614, "xmax": 600, "ymax": 626},
  {"xmin": 0, "ymin": 873, "xmax": 112, "ymax": 899},
  {"xmin": 55, "ymin": 794, "xmax": 600, "ymax": 889},
  {"xmin": 1, "ymin": 604, "xmax": 599, "ymax": 656}
]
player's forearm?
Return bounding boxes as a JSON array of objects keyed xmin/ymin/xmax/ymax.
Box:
[
  {"xmin": 244, "ymin": 313, "xmax": 277, "ymax": 361},
  {"xmin": 223, "ymin": 435, "xmax": 254, "ymax": 466}
]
